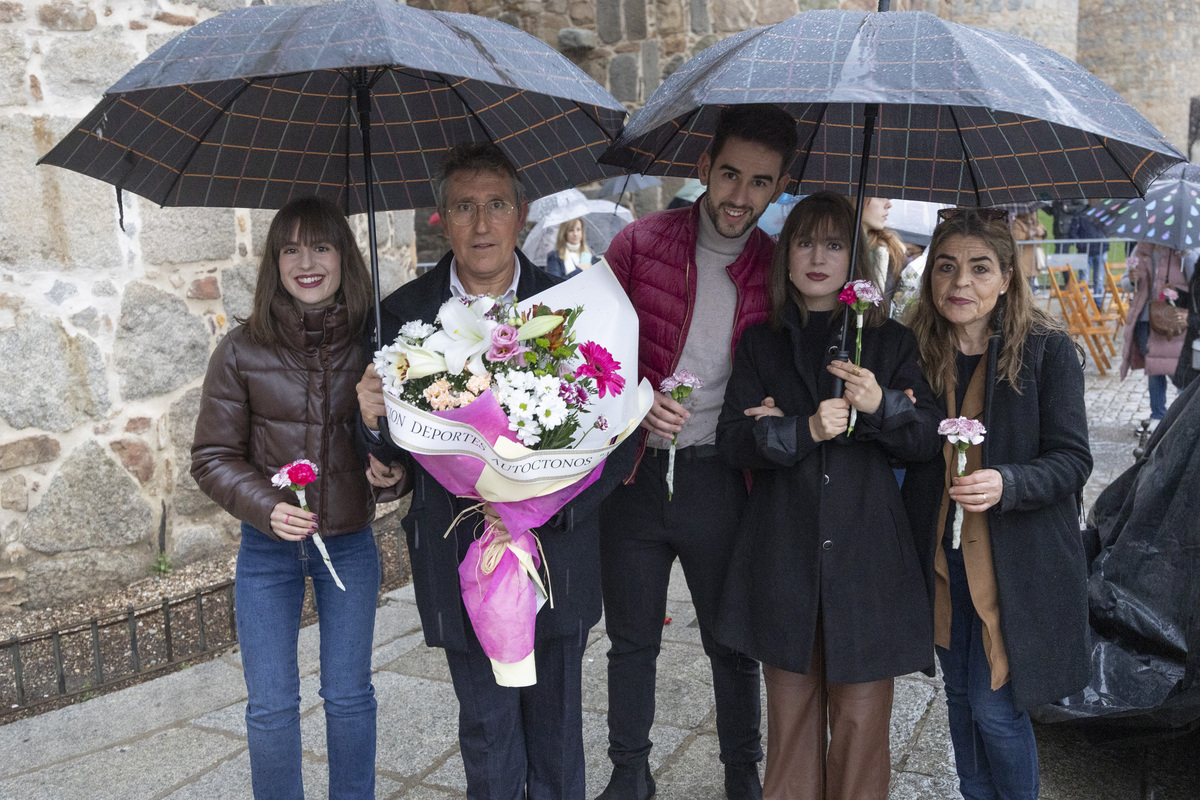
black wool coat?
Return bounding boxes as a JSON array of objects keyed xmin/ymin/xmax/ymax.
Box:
[
  {"xmin": 714, "ymin": 304, "xmax": 943, "ymax": 683},
  {"xmin": 902, "ymin": 330, "xmax": 1093, "ymax": 709},
  {"xmin": 363, "ymin": 250, "xmax": 636, "ymax": 653}
]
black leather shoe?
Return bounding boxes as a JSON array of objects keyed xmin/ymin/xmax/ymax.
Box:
[
  {"xmin": 724, "ymin": 761, "xmax": 762, "ymax": 800},
  {"xmin": 595, "ymin": 762, "xmax": 656, "ymax": 800}
]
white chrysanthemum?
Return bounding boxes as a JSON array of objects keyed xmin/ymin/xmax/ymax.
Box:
[
  {"xmin": 509, "ymin": 417, "xmax": 542, "ymax": 447},
  {"xmin": 534, "ymin": 374, "xmax": 560, "ymax": 398},
  {"xmin": 505, "ymin": 391, "xmax": 538, "ymax": 421},
  {"xmin": 536, "ymin": 395, "xmax": 569, "ymax": 428},
  {"xmin": 399, "ymin": 320, "xmax": 436, "ymax": 341}
]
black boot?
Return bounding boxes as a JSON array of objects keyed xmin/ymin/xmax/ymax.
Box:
[
  {"xmin": 595, "ymin": 762, "xmax": 656, "ymax": 800},
  {"xmin": 724, "ymin": 761, "xmax": 762, "ymax": 800}
]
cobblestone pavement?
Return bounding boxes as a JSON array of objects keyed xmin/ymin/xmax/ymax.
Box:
[{"xmin": 0, "ymin": 335, "xmax": 1195, "ymax": 800}]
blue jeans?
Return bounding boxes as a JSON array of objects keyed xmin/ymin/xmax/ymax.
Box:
[
  {"xmin": 936, "ymin": 539, "xmax": 1039, "ymax": 800},
  {"xmin": 1135, "ymin": 320, "xmax": 1168, "ymax": 419},
  {"xmin": 1087, "ymin": 252, "xmax": 1105, "ymax": 298},
  {"xmin": 236, "ymin": 524, "xmax": 380, "ymax": 800}
]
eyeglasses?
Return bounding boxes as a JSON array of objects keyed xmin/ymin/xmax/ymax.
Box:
[
  {"xmin": 445, "ymin": 199, "xmax": 517, "ymax": 226},
  {"xmin": 937, "ymin": 207, "xmax": 1010, "ymax": 224}
]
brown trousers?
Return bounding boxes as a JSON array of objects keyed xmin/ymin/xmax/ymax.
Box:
[{"xmin": 762, "ymin": 633, "xmax": 893, "ymax": 800}]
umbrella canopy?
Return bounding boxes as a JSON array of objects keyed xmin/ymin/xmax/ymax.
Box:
[
  {"xmin": 521, "ymin": 200, "xmax": 634, "ymax": 265},
  {"xmin": 600, "ymin": 10, "xmax": 1183, "ymax": 206},
  {"xmin": 527, "ymin": 189, "xmax": 590, "ymax": 224},
  {"xmin": 1086, "ymin": 163, "xmax": 1200, "ymax": 250},
  {"xmin": 597, "ymin": 173, "xmax": 662, "ymax": 198},
  {"xmin": 38, "ymin": 0, "xmax": 626, "ymax": 213}
]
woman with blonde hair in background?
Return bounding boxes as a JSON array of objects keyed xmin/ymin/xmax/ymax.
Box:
[
  {"xmin": 546, "ymin": 216, "xmax": 593, "ymax": 277},
  {"xmin": 858, "ymin": 196, "xmax": 913, "ymax": 320}
]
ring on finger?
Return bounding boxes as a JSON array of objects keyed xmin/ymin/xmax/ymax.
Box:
[
  {"xmin": 285, "ymin": 513, "xmax": 290, "ymax": 524},
  {"xmin": 853, "ymin": 365, "xmax": 862, "ymax": 376}
]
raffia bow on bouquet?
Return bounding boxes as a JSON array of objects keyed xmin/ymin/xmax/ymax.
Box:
[{"xmin": 375, "ymin": 262, "xmax": 652, "ymax": 686}]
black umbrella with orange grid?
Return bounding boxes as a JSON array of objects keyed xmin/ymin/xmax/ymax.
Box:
[
  {"xmin": 601, "ymin": 7, "xmax": 1184, "ymax": 392},
  {"xmin": 38, "ymin": 0, "xmax": 626, "ymax": 342}
]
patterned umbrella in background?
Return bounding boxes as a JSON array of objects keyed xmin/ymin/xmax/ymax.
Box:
[{"xmin": 1086, "ymin": 163, "xmax": 1200, "ymax": 250}]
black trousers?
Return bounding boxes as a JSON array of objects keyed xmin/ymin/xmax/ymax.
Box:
[
  {"xmin": 599, "ymin": 448, "xmax": 763, "ymax": 768},
  {"xmin": 444, "ymin": 616, "xmax": 587, "ymax": 800}
]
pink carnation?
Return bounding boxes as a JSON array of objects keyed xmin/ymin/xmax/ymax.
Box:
[
  {"xmin": 938, "ymin": 416, "xmax": 987, "ymax": 446},
  {"xmin": 660, "ymin": 369, "xmax": 702, "ymax": 394},
  {"xmin": 839, "ymin": 279, "xmax": 884, "ymax": 309},
  {"xmin": 575, "ymin": 342, "xmax": 626, "ymax": 399},
  {"xmin": 286, "ymin": 460, "xmax": 317, "ymax": 486}
]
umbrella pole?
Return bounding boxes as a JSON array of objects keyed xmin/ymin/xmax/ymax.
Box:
[
  {"xmin": 356, "ymin": 73, "xmax": 384, "ymax": 350},
  {"xmin": 833, "ymin": 104, "xmax": 880, "ymax": 404}
]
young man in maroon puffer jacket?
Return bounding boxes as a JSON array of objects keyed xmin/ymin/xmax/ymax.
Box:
[{"xmin": 597, "ymin": 105, "xmax": 797, "ymax": 800}]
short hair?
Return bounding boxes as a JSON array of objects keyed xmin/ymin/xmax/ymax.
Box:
[
  {"xmin": 768, "ymin": 191, "xmax": 880, "ymax": 330},
  {"xmin": 244, "ymin": 197, "xmax": 372, "ymax": 345},
  {"xmin": 433, "ymin": 142, "xmax": 526, "ymax": 210},
  {"xmin": 710, "ymin": 104, "xmax": 798, "ymax": 173}
]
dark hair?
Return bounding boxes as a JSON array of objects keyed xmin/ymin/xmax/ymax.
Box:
[
  {"xmin": 910, "ymin": 209, "xmax": 1064, "ymax": 396},
  {"xmin": 710, "ymin": 104, "xmax": 798, "ymax": 173},
  {"xmin": 243, "ymin": 197, "xmax": 372, "ymax": 345},
  {"xmin": 769, "ymin": 191, "xmax": 881, "ymax": 329},
  {"xmin": 433, "ymin": 142, "xmax": 526, "ymax": 210}
]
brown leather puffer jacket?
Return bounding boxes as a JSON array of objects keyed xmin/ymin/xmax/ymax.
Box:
[{"xmin": 191, "ymin": 294, "xmax": 373, "ymax": 539}]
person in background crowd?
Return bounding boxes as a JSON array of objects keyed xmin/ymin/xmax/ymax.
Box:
[
  {"xmin": 1010, "ymin": 210, "xmax": 1047, "ymax": 294},
  {"xmin": 546, "ymin": 217, "xmax": 593, "ymax": 277},
  {"xmin": 905, "ymin": 207, "xmax": 1092, "ymax": 800},
  {"xmin": 192, "ymin": 197, "xmax": 394, "ymax": 800},
  {"xmin": 1121, "ymin": 241, "xmax": 1188, "ymax": 428},
  {"xmin": 597, "ymin": 103, "xmax": 798, "ymax": 800},
  {"xmin": 1068, "ymin": 205, "xmax": 1110, "ymax": 301},
  {"xmin": 715, "ymin": 192, "xmax": 940, "ymax": 800}
]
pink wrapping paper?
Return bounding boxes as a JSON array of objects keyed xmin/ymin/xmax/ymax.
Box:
[{"xmin": 407, "ymin": 389, "xmax": 603, "ymax": 680}]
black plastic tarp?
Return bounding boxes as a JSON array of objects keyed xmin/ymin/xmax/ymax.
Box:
[{"xmin": 1035, "ymin": 379, "xmax": 1200, "ymax": 729}]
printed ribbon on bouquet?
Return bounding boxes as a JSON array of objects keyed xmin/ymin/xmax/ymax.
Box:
[
  {"xmin": 270, "ymin": 459, "xmax": 345, "ymax": 590},
  {"xmin": 377, "ymin": 262, "xmax": 653, "ymax": 686},
  {"xmin": 838, "ymin": 280, "xmax": 883, "ymax": 436},
  {"xmin": 658, "ymin": 369, "xmax": 702, "ymax": 501},
  {"xmin": 938, "ymin": 417, "xmax": 987, "ymax": 549}
]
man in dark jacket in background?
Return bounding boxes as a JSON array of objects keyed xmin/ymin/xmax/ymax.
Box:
[
  {"xmin": 356, "ymin": 142, "xmax": 635, "ymax": 799},
  {"xmin": 595, "ymin": 105, "xmax": 797, "ymax": 800}
]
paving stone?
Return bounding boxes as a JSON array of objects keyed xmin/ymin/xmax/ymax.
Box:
[
  {"xmin": 379, "ymin": 638, "xmax": 452, "ymax": 683},
  {"xmin": 582, "ymin": 709, "xmax": 689, "ymax": 792},
  {"xmin": 374, "ymin": 597, "xmax": 425, "ymax": 645},
  {"xmin": 392, "ymin": 785, "xmax": 461, "ymax": 800},
  {"xmin": 0, "ymin": 725, "xmax": 243, "ymax": 800},
  {"xmin": 890, "ymin": 676, "xmax": 937, "ymax": 766},
  {"xmin": 0, "ymin": 655, "xmax": 246, "ymax": 777},
  {"xmin": 314, "ymin": 672, "xmax": 461, "ymax": 778},
  {"xmin": 902, "ymin": 691, "xmax": 958, "ymax": 780},
  {"xmin": 888, "ymin": 770, "xmax": 961, "ymax": 799},
  {"xmin": 191, "ymin": 671, "xmax": 320, "ymax": 738},
  {"xmin": 653, "ymin": 731, "xmax": 736, "ymax": 800},
  {"xmin": 372, "ymin": 630, "xmax": 426, "ymax": 672}
]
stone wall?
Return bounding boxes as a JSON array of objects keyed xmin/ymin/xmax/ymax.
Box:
[
  {"xmin": 2, "ymin": 0, "xmax": 1194, "ymax": 610},
  {"xmin": 1078, "ymin": 0, "xmax": 1200, "ymax": 156},
  {"xmin": 0, "ymin": 0, "xmax": 416, "ymax": 608}
]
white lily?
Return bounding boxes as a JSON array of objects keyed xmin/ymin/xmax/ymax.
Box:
[
  {"xmin": 404, "ymin": 344, "xmax": 449, "ymax": 380},
  {"xmin": 425, "ymin": 296, "xmax": 498, "ymax": 375}
]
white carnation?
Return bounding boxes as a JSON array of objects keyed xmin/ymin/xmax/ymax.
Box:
[{"xmin": 399, "ymin": 320, "xmax": 436, "ymax": 341}]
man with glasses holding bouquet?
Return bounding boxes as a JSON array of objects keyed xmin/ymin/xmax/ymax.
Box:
[{"xmin": 356, "ymin": 142, "xmax": 635, "ymax": 799}]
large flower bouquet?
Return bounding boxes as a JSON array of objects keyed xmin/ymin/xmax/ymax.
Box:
[{"xmin": 374, "ymin": 263, "xmax": 651, "ymax": 686}]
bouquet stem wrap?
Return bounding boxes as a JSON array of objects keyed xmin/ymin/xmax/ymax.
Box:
[
  {"xmin": 847, "ymin": 311, "xmax": 865, "ymax": 435},
  {"xmin": 296, "ymin": 487, "xmax": 345, "ymax": 591},
  {"xmin": 951, "ymin": 450, "xmax": 967, "ymax": 550}
]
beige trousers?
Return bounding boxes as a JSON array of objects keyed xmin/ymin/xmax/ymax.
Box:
[{"xmin": 762, "ymin": 634, "xmax": 893, "ymax": 800}]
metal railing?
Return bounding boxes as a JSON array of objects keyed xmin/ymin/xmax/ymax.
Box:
[{"xmin": 2, "ymin": 582, "xmax": 242, "ymax": 718}]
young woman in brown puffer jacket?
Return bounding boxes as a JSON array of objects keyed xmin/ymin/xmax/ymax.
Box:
[{"xmin": 192, "ymin": 197, "xmax": 399, "ymax": 800}]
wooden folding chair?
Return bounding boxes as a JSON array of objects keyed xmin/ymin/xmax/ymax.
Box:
[
  {"xmin": 1103, "ymin": 262, "xmax": 1129, "ymax": 323},
  {"xmin": 1064, "ymin": 267, "xmax": 1121, "ymax": 358},
  {"xmin": 1047, "ymin": 264, "xmax": 1112, "ymax": 374}
]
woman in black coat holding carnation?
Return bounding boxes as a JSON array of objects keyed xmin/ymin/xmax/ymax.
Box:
[
  {"xmin": 903, "ymin": 207, "xmax": 1092, "ymax": 800},
  {"xmin": 714, "ymin": 192, "xmax": 942, "ymax": 800}
]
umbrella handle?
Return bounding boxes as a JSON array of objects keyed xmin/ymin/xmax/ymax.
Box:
[{"xmin": 836, "ymin": 104, "xmax": 879, "ymax": 403}]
